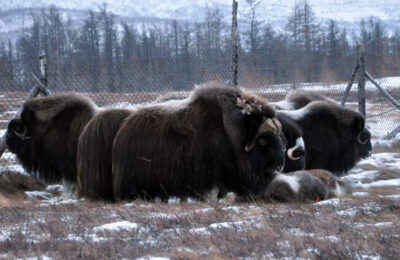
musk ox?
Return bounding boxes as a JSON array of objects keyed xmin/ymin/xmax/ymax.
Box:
[
  {"xmin": 111, "ymin": 85, "xmax": 286, "ymax": 201},
  {"xmin": 77, "ymin": 108, "xmax": 132, "ymax": 201},
  {"xmin": 277, "ymin": 101, "xmax": 372, "ymax": 175},
  {"xmin": 155, "ymin": 91, "xmax": 307, "ymax": 174},
  {"xmin": 271, "ymin": 90, "xmax": 337, "ymax": 110},
  {"xmin": 5, "ymin": 94, "xmax": 98, "ymax": 192},
  {"xmin": 264, "ymin": 169, "xmax": 350, "ymax": 202}
]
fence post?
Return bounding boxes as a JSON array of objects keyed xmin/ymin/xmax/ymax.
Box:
[
  {"xmin": 39, "ymin": 54, "xmax": 50, "ymax": 96},
  {"xmin": 357, "ymin": 45, "xmax": 366, "ymax": 116},
  {"xmin": 231, "ymin": 0, "xmax": 239, "ymax": 87}
]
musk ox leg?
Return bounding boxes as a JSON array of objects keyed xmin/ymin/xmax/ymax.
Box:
[{"xmin": 77, "ymin": 109, "xmax": 131, "ymax": 201}]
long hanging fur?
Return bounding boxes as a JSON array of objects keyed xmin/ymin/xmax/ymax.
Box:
[
  {"xmin": 77, "ymin": 108, "xmax": 132, "ymax": 201},
  {"xmin": 6, "ymin": 94, "xmax": 98, "ymax": 183},
  {"xmin": 112, "ymin": 84, "xmax": 286, "ymax": 201}
]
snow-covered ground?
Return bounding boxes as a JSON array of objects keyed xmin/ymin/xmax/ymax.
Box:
[{"xmin": 0, "ymin": 83, "xmax": 399, "ymax": 258}]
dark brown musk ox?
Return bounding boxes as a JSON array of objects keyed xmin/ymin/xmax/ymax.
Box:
[
  {"xmin": 5, "ymin": 94, "xmax": 98, "ymax": 195},
  {"xmin": 155, "ymin": 91, "xmax": 307, "ymax": 174},
  {"xmin": 111, "ymin": 84, "xmax": 287, "ymax": 201},
  {"xmin": 277, "ymin": 100, "xmax": 372, "ymax": 175}
]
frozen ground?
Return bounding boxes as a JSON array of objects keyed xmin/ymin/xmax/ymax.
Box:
[{"xmin": 0, "ymin": 87, "xmax": 399, "ymax": 259}]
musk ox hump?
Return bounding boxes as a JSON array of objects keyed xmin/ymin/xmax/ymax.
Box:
[{"xmin": 23, "ymin": 93, "xmax": 98, "ymax": 123}]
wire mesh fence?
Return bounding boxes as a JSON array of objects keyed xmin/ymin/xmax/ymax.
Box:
[{"xmin": 0, "ymin": 53, "xmax": 399, "ymax": 173}]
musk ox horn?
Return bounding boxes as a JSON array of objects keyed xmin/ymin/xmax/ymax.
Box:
[
  {"xmin": 287, "ymin": 147, "xmax": 302, "ymax": 160},
  {"xmin": 14, "ymin": 125, "xmax": 28, "ymax": 140},
  {"xmin": 358, "ymin": 130, "xmax": 370, "ymax": 145}
]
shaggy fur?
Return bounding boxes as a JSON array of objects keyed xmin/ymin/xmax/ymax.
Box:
[
  {"xmin": 77, "ymin": 108, "xmax": 132, "ymax": 201},
  {"xmin": 5, "ymin": 94, "xmax": 98, "ymax": 183},
  {"xmin": 307, "ymin": 169, "xmax": 351, "ymax": 198},
  {"xmin": 112, "ymin": 84, "xmax": 286, "ymax": 201},
  {"xmin": 278, "ymin": 101, "xmax": 372, "ymax": 175}
]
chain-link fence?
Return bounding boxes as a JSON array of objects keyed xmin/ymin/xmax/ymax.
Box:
[{"xmin": 1, "ymin": 52, "xmax": 399, "ymax": 173}]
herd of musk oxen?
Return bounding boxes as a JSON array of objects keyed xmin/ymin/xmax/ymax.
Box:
[{"xmin": 5, "ymin": 83, "xmax": 372, "ymax": 203}]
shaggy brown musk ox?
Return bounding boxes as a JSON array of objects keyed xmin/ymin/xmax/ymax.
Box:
[
  {"xmin": 5, "ymin": 94, "xmax": 98, "ymax": 191},
  {"xmin": 111, "ymin": 85, "xmax": 286, "ymax": 201}
]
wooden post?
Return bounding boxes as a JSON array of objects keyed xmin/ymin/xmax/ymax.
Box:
[
  {"xmin": 357, "ymin": 45, "xmax": 366, "ymax": 116},
  {"xmin": 231, "ymin": 0, "xmax": 239, "ymax": 87},
  {"xmin": 39, "ymin": 54, "xmax": 50, "ymax": 96}
]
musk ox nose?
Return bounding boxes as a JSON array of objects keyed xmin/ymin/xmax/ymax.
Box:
[{"xmin": 358, "ymin": 129, "xmax": 371, "ymax": 145}]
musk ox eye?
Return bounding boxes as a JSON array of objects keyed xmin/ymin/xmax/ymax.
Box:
[
  {"xmin": 258, "ymin": 137, "xmax": 268, "ymax": 146},
  {"xmin": 358, "ymin": 130, "xmax": 370, "ymax": 145}
]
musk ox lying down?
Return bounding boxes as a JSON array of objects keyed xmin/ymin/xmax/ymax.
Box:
[
  {"xmin": 264, "ymin": 169, "xmax": 351, "ymax": 202},
  {"xmin": 155, "ymin": 91, "xmax": 307, "ymax": 174},
  {"xmin": 277, "ymin": 100, "xmax": 372, "ymax": 175},
  {"xmin": 78, "ymin": 85, "xmax": 287, "ymax": 201},
  {"xmin": 5, "ymin": 94, "xmax": 98, "ymax": 192}
]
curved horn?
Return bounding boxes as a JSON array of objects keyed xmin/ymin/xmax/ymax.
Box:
[
  {"xmin": 14, "ymin": 125, "xmax": 27, "ymax": 139},
  {"xmin": 358, "ymin": 131, "xmax": 369, "ymax": 145},
  {"xmin": 287, "ymin": 147, "xmax": 301, "ymax": 160}
]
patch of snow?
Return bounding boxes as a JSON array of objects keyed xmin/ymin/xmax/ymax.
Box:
[
  {"xmin": 136, "ymin": 257, "xmax": 170, "ymax": 260},
  {"xmin": 45, "ymin": 185, "xmax": 63, "ymax": 193},
  {"xmin": 93, "ymin": 221, "xmax": 141, "ymax": 233},
  {"xmin": 358, "ymin": 153, "xmax": 399, "ymax": 167},
  {"xmin": 378, "ymin": 194, "xmax": 400, "ymax": 200},
  {"xmin": 354, "ymin": 251, "xmax": 382, "ymax": 260},
  {"xmin": 167, "ymin": 197, "xmax": 181, "ymax": 204},
  {"xmin": 287, "ymin": 228, "xmax": 315, "ymax": 237},
  {"xmin": 24, "ymin": 191, "xmax": 53, "ymax": 200},
  {"xmin": 337, "ymin": 208, "xmax": 358, "ymax": 217},
  {"xmin": 64, "ymin": 234, "xmax": 84, "ymax": 242},
  {"xmin": 313, "ymin": 198, "xmax": 348, "ymax": 206},
  {"xmin": 344, "ymin": 171, "xmax": 378, "ymax": 181},
  {"xmin": 0, "ymin": 230, "xmax": 10, "ymax": 242},
  {"xmin": 318, "ymin": 235, "xmax": 342, "ymax": 243},
  {"xmin": 352, "ymin": 192, "xmax": 370, "ymax": 197},
  {"xmin": 189, "ymin": 227, "xmax": 211, "ymax": 235},
  {"xmin": 356, "ymin": 178, "xmax": 400, "ymax": 188},
  {"xmin": 0, "ymin": 164, "xmax": 25, "ymax": 174}
]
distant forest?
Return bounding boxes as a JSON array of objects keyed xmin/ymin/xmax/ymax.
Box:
[{"xmin": 0, "ymin": 0, "xmax": 399, "ymax": 92}]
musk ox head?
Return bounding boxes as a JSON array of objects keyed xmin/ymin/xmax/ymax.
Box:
[
  {"xmin": 243, "ymin": 117, "xmax": 286, "ymax": 174},
  {"xmin": 278, "ymin": 101, "xmax": 372, "ymax": 175},
  {"xmin": 6, "ymin": 118, "xmax": 31, "ymax": 158},
  {"xmin": 5, "ymin": 94, "xmax": 97, "ymax": 183}
]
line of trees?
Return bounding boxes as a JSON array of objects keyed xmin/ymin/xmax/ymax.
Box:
[{"xmin": 0, "ymin": 0, "xmax": 399, "ymax": 92}]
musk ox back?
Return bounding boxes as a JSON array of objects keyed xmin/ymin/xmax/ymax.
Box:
[
  {"xmin": 112, "ymin": 85, "xmax": 286, "ymax": 201},
  {"xmin": 278, "ymin": 101, "xmax": 372, "ymax": 175},
  {"xmin": 272, "ymin": 90, "xmax": 336, "ymax": 110},
  {"xmin": 5, "ymin": 94, "xmax": 98, "ymax": 183}
]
